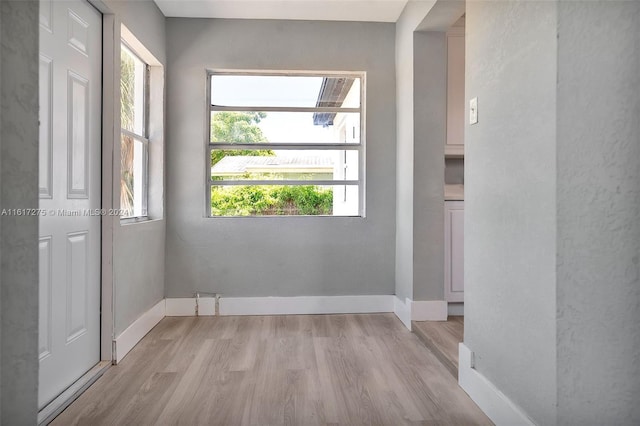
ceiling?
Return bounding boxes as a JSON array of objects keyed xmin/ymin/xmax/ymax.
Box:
[{"xmin": 154, "ymin": 0, "xmax": 410, "ymax": 22}]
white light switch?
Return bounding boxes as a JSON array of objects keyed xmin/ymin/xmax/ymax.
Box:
[{"xmin": 470, "ymin": 97, "xmax": 478, "ymax": 125}]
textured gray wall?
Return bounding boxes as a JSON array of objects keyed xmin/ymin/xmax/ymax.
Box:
[
  {"xmin": 412, "ymin": 31, "xmax": 445, "ymax": 301},
  {"xmin": 113, "ymin": 221, "xmax": 166, "ymax": 334},
  {"xmin": 556, "ymin": 1, "xmax": 640, "ymax": 423},
  {"xmin": 0, "ymin": 2, "xmax": 3, "ymax": 417},
  {"xmin": 165, "ymin": 18, "xmax": 396, "ymax": 298},
  {"xmin": 0, "ymin": 1, "xmax": 40, "ymax": 423},
  {"xmin": 466, "ymin": 2, "xmax": 640, "ymax": 424},
  {"xmin": 464, "ymin": 1, "xmax": 558, "ymax": 424},
  {"xmin": 103, "ymin": 0, "xmax": 167, "ymax": 335}
]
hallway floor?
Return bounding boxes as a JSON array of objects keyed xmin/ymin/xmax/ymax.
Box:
[
  {"xmin": 53, "ymin": 314, "xmax": 491, "ymax": 425},
  {"xmin": 412, "ymin": 317, "xmax": 464, "ymax": 379}
]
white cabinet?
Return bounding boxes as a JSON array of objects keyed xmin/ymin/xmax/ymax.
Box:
[
  {"xmin": 445, "ymin": 201, "xmax": 464, "ymax": 302},
  {"xmin": 445, "ymin": 27, "xmax": 465, "ymax": 158}
]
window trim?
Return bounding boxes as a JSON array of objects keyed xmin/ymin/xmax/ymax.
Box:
[
  {"xmin": 205, "ymin": 70, "xmax": 366, "ymax": 218},
  {"xmin": 120, "ymin": 41, "xmax": 150, "ymax": 220}
]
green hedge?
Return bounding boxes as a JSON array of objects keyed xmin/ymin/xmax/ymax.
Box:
[{"xmin": 211, "ymin": 185, "xmax": 333, "ymax": 216}]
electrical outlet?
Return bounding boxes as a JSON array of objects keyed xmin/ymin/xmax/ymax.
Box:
[{"xmin": 470, "ymin": 97, "xmax": 478, "ymax": 125}]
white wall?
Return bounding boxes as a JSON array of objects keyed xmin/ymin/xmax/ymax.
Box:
[
  {"xmin": 0, "ymin": 1, "xmax": 40, "ymax": 423},
  {"xmin": 102, "ymin": 0, "xmax": 167, "ymax": 335},
  {"xmin": 464, "ymin": 1, "xmax": 558, "ymax": 424},
  {"xmin": 556, "ymin": 1, "xmax": 640, "ymax": 423},
  {"xmin": 165, "ymin": 18, "xmax": 396, "ymax": 298}
]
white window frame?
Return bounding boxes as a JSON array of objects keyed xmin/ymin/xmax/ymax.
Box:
[
  {"xmin": 120, "ymin": 42, "xmax": 149, "ymax": 220},
  {"xmin": 206, "ymin": 70, "xmax": 366, "ymax": 218}
]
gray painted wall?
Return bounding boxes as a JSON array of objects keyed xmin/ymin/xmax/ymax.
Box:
[
  {"xmin": 556, "ymin": 1, "xmax": 640, "ymax": 423},
  {"xmin": 395, "ymin": 4, "xmax": 417, "ymax": 302},
  {"xmin": 104, "ymin": 0, "xmax": 166, "ymax": 64},
  {"xmin": 444, "ymin": 159, "xmax": 463, "ymax": 185},
  {"xmin": 394, "ymin": 0, "xmax": 436, "ymax": 302},
  {"xmin": 0, "ymin": 1, "xmax": 40, "ymax": 423},
  {"xmin": 165, "ymin": 18, "xmax": 396, "ymax": 298},
  {"xmin": 0, "ymin": 2, "xmax": 3, "ymax": 417},
  {"xmin": 113, "ymin": 220, "xmax": 166, "ymax": 334},
  {"xmin": 412, "ymin": 31, "xmax": 445, "ymax": 301},
  {"xmin": 103, "ymin": 0, "xmax": 167, "ymax": 335},
  {"xmin": 464, "ymin": 1, "xmax": 558, "ymax": 424},
  {"xmin": 396, "ymin": 0, "xmax": 462, "ymax": 302}
]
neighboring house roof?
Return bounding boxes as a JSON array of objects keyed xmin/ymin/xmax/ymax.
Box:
[
  {"xmin": 211, "ymin": 155, "xmax": 334, "ymax": 176},
  {"xmin": 313, "ymin": 77, "xmax": 355, "ymax": 126}
]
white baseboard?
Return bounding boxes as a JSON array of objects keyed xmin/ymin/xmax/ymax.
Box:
[
  {"xmin": 165, "ymin": 297, "xmax": 216, "ymax": 316},
  {"xmin": 165, "ymin": 298, "xmax": 197, "ymax": 316},
  {"xmin": 411, "ymin": 300, "xmax": 448, "ymax": 321},
  {"xmin": 113, "ymin": 299, "xmax": 165, "ymax": 364},
  {"xmin": 112, "ymin": 295, "xmax": 428, "ymax": 363},
  {"xmin": 393, "ymin": 296, "xmax": 412, "ymax": 330},
  {"xmin": 459, "ymin": 343, "xmax": 535, "ymax": 426},
  {"xmin": 198, "ymin": 297, "xmax": 216, "ymax": 316},
  {"xmin": 218, "ymin": 295, "xmax": 394, "ymax": 316}
]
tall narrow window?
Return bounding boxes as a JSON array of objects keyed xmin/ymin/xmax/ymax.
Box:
[
  {"xmin": 207, "ymin": 72, "xmax": 365, "ymax": 217},
  {"xmin": 120, "ymin": 43, "xmax": 149, "ymax": 218}
]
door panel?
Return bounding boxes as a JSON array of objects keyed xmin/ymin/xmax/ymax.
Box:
[
  {"xmin": 38, "ymin": 0, "xmax": 101, "ymax": 409},
  {"xmin": 66, "ymin": 232, "xmax": 89, "ymax": 342},
  {"xmin": 38, "ymin": 237, "xmax": 53, "ymax": 360},
  {"xmin": 67, "ymin": 71, "xmax": 90, "ymax": 198},
  {"xmin": 39, "ymin": 55, "xmax": 53, "ymax": 198}
]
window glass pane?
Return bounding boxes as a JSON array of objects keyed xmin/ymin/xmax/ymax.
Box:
[
  {"xmin": 121, "ymin": 44, "xmax": 146, "ymax": 135},
  {"xmin": 211, "ymin": 149, "xmax": 359, "ymax": 182},
  {"xmin": 208, "ymin": 73, "xmax": 363, "ymax": 218},
  {"xmin": 210, "ymin": 111, "xmax": 361, "ymax": 144},
  {"xmin": 120, "ymin": 133, "xmax": 147, "ymax": 218},
  {"xmin": 211, "ymin": 75, "xmax": 360, "ymax": 108},
  {"xmin": 210, "ymin": 184, "xmax": 359, "ymax": 217}
]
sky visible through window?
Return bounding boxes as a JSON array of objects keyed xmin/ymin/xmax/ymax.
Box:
[{"xmin": 211, "ymin": 75, "xmax": 356, "ymax": 158}]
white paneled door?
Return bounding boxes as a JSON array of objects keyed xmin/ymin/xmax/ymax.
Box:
[{"xmin": 38, "ymin": 0, "xmax": 102, "ymax": 409}]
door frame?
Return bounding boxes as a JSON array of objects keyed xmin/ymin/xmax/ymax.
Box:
[
  {"xmin": 86, "ymin": 0, "xmax": 122, "ymax": 363},
  {"xmin": 91, "ymin": 0, "xmax": 117, "ymax": 363}
]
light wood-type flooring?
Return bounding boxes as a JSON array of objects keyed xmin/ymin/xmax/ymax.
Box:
[
  {"xmin": 53, "ymin": 314, "xmax": 491, "ymax": 425},
  {"xmin": 412, "ymin": 317, "xmax": 464, "ymax": 379}
]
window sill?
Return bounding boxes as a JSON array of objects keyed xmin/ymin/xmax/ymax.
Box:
[{"xmin": 120, "ymin": 216, "xmax": 163, "ymax": 226}]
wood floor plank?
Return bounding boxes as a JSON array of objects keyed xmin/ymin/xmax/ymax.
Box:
[
  {"xmin": 156, "ymin": 338, "xmax": 217, "ymax": 424},
  {"xmin": 53, "ymin": 314, "xmax": 491, "ymax": 426},
  {"xmin": 112, "ymin": 372, "xmax": 178, "ymax": 425}
]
